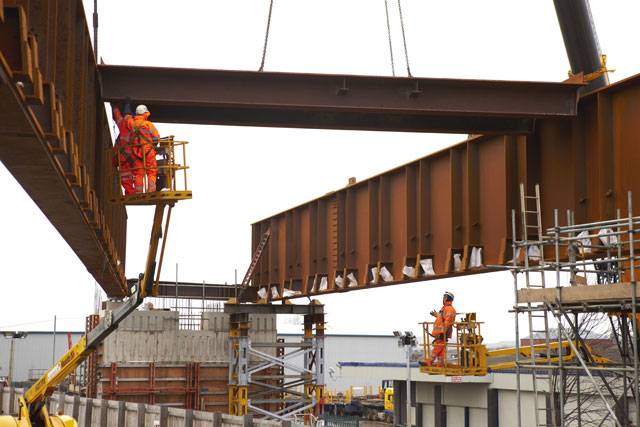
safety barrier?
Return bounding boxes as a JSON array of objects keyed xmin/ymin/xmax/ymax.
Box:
[
  {"xmin": 0, "ymin": 386, "xmax": 287, "ymax": 427},
  {"xmin": 322, "ymin": 415, "xmax": 359, "ymax": 427},
  {"xmin": 421, "ymin": 313, "xmax": 487, "ymax": 376}
]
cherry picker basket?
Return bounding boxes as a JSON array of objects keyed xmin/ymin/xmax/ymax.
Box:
[{"xmin": 109, "ymin": 135, "xmax": 191, "ymax": 205}]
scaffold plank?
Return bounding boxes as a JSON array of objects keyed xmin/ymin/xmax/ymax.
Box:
[{"xmin": 517, "ymin": 283, "xmax": 640, "ymax": 304}]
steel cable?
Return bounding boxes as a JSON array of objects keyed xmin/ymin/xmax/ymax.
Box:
[
  {"xmin": 397, "ymin": 0, "xmax": 413, "ymax": 77},
  {"xmin": 384, "ymin": 0, "xmax": 396, "ymax": 76},
  {"xmin": 259, "ymin": 0, "xmax": 275, "ymax": 72}
]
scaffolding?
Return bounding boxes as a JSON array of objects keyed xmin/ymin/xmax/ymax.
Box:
[
  {"xmin": 509, "ymin": 184, "xmax": 640, "ymax": 427},
  {"xmin": 226, "ymin": 302, "xmax": 325, "ymax": 424}
]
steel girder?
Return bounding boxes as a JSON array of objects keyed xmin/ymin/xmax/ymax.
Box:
[
  {"xmin": 248, "ymin": 73, "xmax": 640, "ymax": 301},
  {"xmin": 0, "ymin": 2, "xmax": 127, "ymax": 296},
  {"xmin": 98, "ymin": 64, "xmax": 583, "ymax": 134}
]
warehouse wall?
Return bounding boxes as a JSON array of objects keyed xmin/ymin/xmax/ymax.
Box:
[
  {"xmin": 279, "ymin": 334, "xmax": 405, "ymax": 391},
  {"xmin": 0, "ymin": 331, "xmax": 83, "ymax": 384}
]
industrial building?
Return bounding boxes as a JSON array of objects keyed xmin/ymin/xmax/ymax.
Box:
[
  {"xmin": 0, "ymin": 331, "xmax": 84, "ymax": 387},
  {"xmin": 2, "ymin": 0, "xmax": 640, "ymax": 426}
]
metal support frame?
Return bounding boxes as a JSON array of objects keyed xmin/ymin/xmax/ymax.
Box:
[
  {"xmin": 226, "ymin": 302, "xmax": 325, "ymax": 423},
  {"xmin": 508, "ymin": 186, "xmax": 640, "ymax": 426}
]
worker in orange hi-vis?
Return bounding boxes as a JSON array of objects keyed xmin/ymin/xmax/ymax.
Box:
[
  {"xmin": 132, "ymin": 104, "xmax": 159, "ymax": 192},
  {"xmin": 112, "ymin": 104, "xmax": 143, "ymax": 195},
  {"xmin": 427, "ymin": 291, "xmax": 457, "ymax": 367}
]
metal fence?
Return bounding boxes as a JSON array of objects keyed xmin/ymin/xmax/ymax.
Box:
[{"xmin": 322, "ymin": 414, "xmax": 360, "ymax": 427}]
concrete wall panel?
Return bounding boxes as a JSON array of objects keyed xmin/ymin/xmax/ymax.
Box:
[
  {"xmin": 470, "ymin": 407, "xmax": 488, "ymax": 427},
  {"xmin": 416, "ymin": 382, "xmax": 436, "ymax": 404},
  {"xmin": 423, "ymin": 403, "xmax": 435, "ymax": 426},
  {"xmin": 499, "ymin": 389, "xmax": 544, "ymax": 427},
  {"xmin": 447, "ymin": 406, "xmax": 465, "ymax": 427},
  {"xmin": 443, "ymin": 383, "xmax": 488, "ymax": 408}
]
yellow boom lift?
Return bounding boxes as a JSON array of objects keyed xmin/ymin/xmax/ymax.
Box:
[
  {"xmin": 0, "ymin": 136, "xmax": 191, "ymax": 427},
  {"xmin": 420, "ymin": 313, "xmax": 611, "ymax": 376}
]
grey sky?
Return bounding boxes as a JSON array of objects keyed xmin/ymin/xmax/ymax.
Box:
[{"xmin": 1, "ymin": 1, "xmax": 639, "ymax": 344}]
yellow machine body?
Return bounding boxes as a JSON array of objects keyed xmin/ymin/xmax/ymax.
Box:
[
  {"xmin": 0, "ymin": 397, "xmax": 77, "ymax": 427},
  {"xmin": 383, "ymin": 387, "xmax": 394, "ymax": 412}
]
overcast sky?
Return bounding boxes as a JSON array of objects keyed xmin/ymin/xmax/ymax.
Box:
[{"xmin": 1, "ymin": 1, "xmax": 639, "ymax": 344}]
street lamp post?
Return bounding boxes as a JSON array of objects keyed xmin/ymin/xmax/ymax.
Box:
[
  {"xmin": 394, "ymin": 331, "xmax": 417, "ymax": 427},
  {"xmin": 3, "ymin": 332, "xmax": 27, "ymax": 386}
]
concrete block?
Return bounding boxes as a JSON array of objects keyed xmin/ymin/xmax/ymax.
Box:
[
  {"xmin": 117, "ymin": 400, "xmax": 126, "ymax": 427},
  {"xmin": 57, "ymin": 391, "xmax": 66, "ymax": 415},
  {"xmin": 212, "ymin": 412, "xmax": 222, "ymax": 427},
  {"xmin": 471, "ymin": 407, "xmax": 489, "ymax": 427},
  {"xmin": 137, "ymin": 403, "xmax": 146, "ymax": 427},
  {"xmin": 160, "ymin": 405, "xmax": 169, "ymax": 427},
  {"xmin": 73, "ymin": 397, "xmax": 84, "ymax": 426},
  {"xmin": 185, "ymin": 409, "xmax": 194, "ymax": 427},
  {"xmin": 99, "ymin": 400, "xmax": 108, "ymax": 427},
  {"xmin": 84, "ymin": 398, "xmax": 93, "ymax": 427}
]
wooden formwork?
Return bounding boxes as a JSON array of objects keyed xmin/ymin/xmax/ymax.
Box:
[
  {"xmin": 98, "ymin": 362, "xmax": 228, "ymax": 413},
  {"xmin": 97, "ymin": 362, "xmax": 282, "ymax": 414}
]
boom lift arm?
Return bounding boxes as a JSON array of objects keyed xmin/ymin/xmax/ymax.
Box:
[{"xmin": 3, "ymin": 203, "xmax": 173, "ymax": 427}]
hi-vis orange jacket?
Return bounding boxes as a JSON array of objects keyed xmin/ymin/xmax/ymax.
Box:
[
  {"xmin": 132, "ymin": 112, "xmax": 160, "ymax": 147},
  {"xmin": 432, "ymin": 301, "xmax": 456, "ymax": 339}
]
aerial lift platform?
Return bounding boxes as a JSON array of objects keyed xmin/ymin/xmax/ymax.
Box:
[
  {"xmin": 0, "ymin": 135, "xmax": 191, "ymax": 427},
  {"xmin": 419, "ymin": 313, "xmax": 611, "ymax": 377}
]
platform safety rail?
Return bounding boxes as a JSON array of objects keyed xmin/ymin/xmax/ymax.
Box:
[{"xmin": 109, "ymin": 136, "xmax": 191, "ymax": 205}]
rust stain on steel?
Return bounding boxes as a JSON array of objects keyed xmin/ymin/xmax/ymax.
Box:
[
  {"xmin": 0, "ymin": 2, "xmax": 127, "ymax": 296},
  {"xmin": 250, "ymin": 72, "xmax": 640, "ymax": 301},
  {"xmin": 98, "ymin": 64, "xmax": 582, "ymax": 134}
]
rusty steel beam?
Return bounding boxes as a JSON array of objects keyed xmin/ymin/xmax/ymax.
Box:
[
  {"xmin": 249, "ymin": 72, "xmax": 640, "ymax": 301},
  {"xmin": 0, "ymin": 2, "xmax": 127, "ymax": 296},
  {"xmin": 98, "ymin": 64, "xmax": 583, "ymax": 134},
  {"xmin": 155, "ymin": 281, "xmax": 238, "ymax": 301}
]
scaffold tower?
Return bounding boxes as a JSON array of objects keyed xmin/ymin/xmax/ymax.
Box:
[{"xmin": 509, "ymin": 184, "xmax": 640, "ymax": 427}]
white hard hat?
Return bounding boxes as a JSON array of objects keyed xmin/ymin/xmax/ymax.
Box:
[
  {"xmin": 135, "ymin": 104, "xmax": 149, "ymax": 115},
  {"xmin": 444, "ymin": 291, "xmax": 454, "ymax": 301}
]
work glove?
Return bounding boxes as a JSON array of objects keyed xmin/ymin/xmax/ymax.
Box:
[{"xmin": 430, "ymin": 310, "xmax": 438, "ymax": 317}]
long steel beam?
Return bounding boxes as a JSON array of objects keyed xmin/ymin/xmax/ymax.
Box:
[
  {"xmin": 98, "ymin": 65, "xmax": 583, "ymax": 134},
  {"xmin": 0, "ymin": 2, "xmax": 127, "ymax": 296},
  {"xmin": 248, "ymin": 73, "xmax": 640, "ymax": 301},
  {"xmin": 155, "ymin": 281, "xmax": 239, "ymax": 300}
]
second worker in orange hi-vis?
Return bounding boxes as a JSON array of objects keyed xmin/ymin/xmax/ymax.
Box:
[
  {"xmin": 427, "ymin": 291, "xmax": 457, "ymax": 367},
  {"xmin": 112, "ymin": 104, "xmax": 143, "ymax": 194},
  {"xmin": 132, "ymin": 104, "xmax": 160, "ymax": 192}
]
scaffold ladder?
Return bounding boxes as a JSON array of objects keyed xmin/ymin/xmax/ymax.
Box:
[
  {"xmin": 519, "ymin": 183, "xmax": 556, "ymax": 426},
  {"xmin": 241, "ymin": 228, "xmax": 271, "ymax": 288}
]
